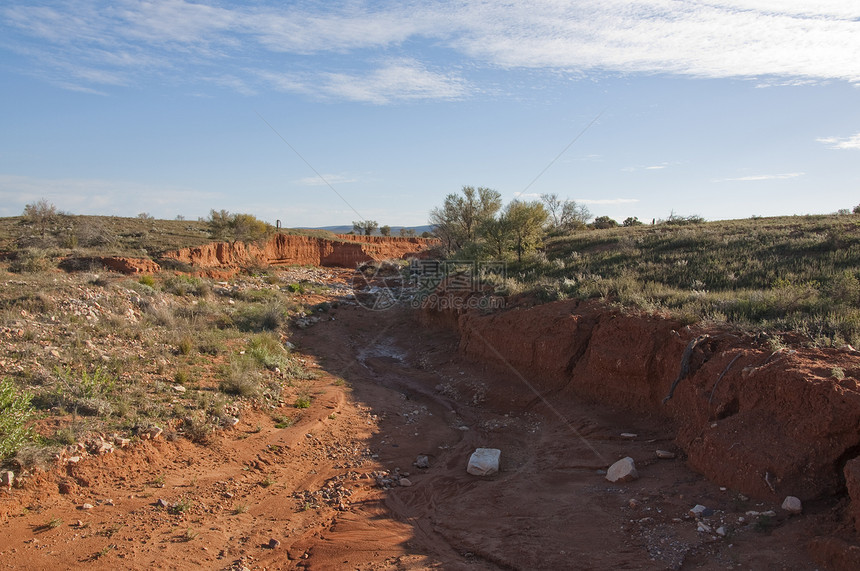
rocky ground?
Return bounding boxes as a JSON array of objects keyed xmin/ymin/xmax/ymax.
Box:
[{"xmin": 0, "ymin": 266, "xmax": 853, "ymax": 569}]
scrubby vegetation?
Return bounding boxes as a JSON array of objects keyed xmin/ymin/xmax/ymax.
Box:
[
  {"xmin": 0, "ymin": 263, "xmax": 321, "ymax": 468},
  {"xmin": 429, "ymin": 188, "xmax": 860, "ymax": 346},
  {"xmin": 498, "ymin": 214, "xmax": 860, "ymax": 347}
]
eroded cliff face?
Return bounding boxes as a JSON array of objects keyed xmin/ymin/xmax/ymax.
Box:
[
  {"xmin": 160, "ymin": 234, "xmax": 438, "ymax": 272},
  {"xmin": 433, "ymin": 297, "xmax": 860, "ymax": 505}
]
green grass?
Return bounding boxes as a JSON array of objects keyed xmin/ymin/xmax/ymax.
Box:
[{"xmin": 504, "ymin": 214, "xmax": 860, "ymax": 347}]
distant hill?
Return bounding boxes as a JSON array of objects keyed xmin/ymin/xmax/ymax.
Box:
[{"xmin": 304, "ymin": 225, "xmax": 433, "ymax": 236}]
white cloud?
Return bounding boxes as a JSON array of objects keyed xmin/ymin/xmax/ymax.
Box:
[
  {"xmin": 261, "ymin": 59, "xmax": 468, "ymax": 103},
  {"xmin": 576, "ymin": 198, "xmax": 640, "ymax": 205},
  {"xmin": 3, "ymin": 0, "xmax": 860, "ymax": 99},
  {"xmin": 817, "ymin": 133, "xmax": 860, "ymax": 150},
  {"xmin": 294, "ymin": 174, "xmax": 357, "ymax": 187},
  {"xmin": 0, "ymin": 174, "xmax": 220, "ymax": 218},
  {"xmin": 712, "ymin": 172, "xmax": 805, "ymax": 182}
]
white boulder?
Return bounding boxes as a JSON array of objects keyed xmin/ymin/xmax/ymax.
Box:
[
  {"xmin": 606, "ymin": 457, "xmax": 639, "ymax": 483},
  {"xmin": 467, "ymin": 448, "xmax": 501, "ymax": 476}
]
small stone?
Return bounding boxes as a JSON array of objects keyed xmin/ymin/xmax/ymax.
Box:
[
  {"xmin": 620, "ymin": 433, "xmax": 637, "ymax": 439},
  {"xmin": 398, "ymin": 478, "xmax": 413, "ymax": 487},
  {"xmin": 156, "ymin": 498, "xmax": 169, "ymax": 508},
  {"xmin": 782, "ymin": 496, "xmax": 803, "ymax": 514},
  {"xmin": 0, "ymin": 471, "xmax": 13, "ymax": 488},
  {"xmin": 172, "ymin": 385, "xmax": 187, "ymax": 393},
  {"xmin": 690, "ymin": 504, "xmax": 708, "ymax": 518},
  {"xmin": 716, "ymin": 526, "xmax": 727, "ymax": 537},
  {"xmin": 148, "ymin": 426, "xmax": 163, "ymax": 440},
  {"xmin": 628, "ymin": 499, "xmax": 641, "ymax": 508},
  {"xmin": 415, "ymin": 455, "xmax": 430, "ymax": 469},
  {"xmin": 606, "ymin": 457, "xmax": 639, "ymax": 483},
  {"xmin": 81, "ymin": 503, "xmax": 94, "ymax": 510},
  {"xmin": 656, "ymin": 450, "xmax": 676, "ymax": 459},
  {"xmin": 697, "ymin": 521, "xmax": 712, "ymax": 533},
  {"xmin": 467, "ymin": 448, "xmax": 501, "ymax": 476},
  {"xmin": 268, "ymin": 538, "xmax": 281, "ymax": 549},
  {"xmin": 104, "ymin": 498, "xmax": 114, "ymax": 506}
]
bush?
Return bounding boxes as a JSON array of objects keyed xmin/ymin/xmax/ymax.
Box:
[
  {"xmin": 9, "ymin": 249, "xmax": 51, "ymax": 273},
  {"xmin": 0, "ymin": 378, "xmax": 34, "ymax": 459},
  {"xmin": 218, "ymin": 359, "xmax": 263, "ymax": 397}
]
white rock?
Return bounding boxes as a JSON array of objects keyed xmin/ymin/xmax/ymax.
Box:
[
  {"xmin": 398, "ymin": 478, "xmax": 413, "ymax": 487},
  {"xmin": 782, "ymin": 496, "xmax": 802, "ymax": 514},
  {"xmin": 606, "ymin": 457, "xmax": 639, "ymax": 483},
  {"xmin": 716, "ymin": 526, "xmax": 727, "ymax": 537},
  {"xmin": 656, "ymin": 450, "xmax": 676, "ymax": 459},
  {"xmin": 697, "ymin": 521, "xmax": 712, "ymax": 533},
  {"xmin": 690, "ymin": 504, "xmax": 708, "ymax": 517},
  {"xmin": 1, "ymin": 471, "xmax": 13, "ymax": 488},
  {"xmin": 620, "ymin": 433, "xmax": 638, "ymax": 439},
  {"xmin": 467, "ymin": 448, "xmax": 501, "ymax": 476}
]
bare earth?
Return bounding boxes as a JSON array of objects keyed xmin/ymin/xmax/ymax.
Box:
[{"xmin": 0, "ymin": 269, "xmax": 843, "ymax": 570}]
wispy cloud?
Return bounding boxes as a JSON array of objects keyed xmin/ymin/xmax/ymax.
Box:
[
  {"xmin": 0, "ymin": 174, "xmax": 220, "ymax": 218},
  {"xmin": 576, "ymin": 198, "xmax": 640, "ymax": 205},
  {"xmin": 817, "ymin": 133, "xmax": 860, "ymax": 150},
  {"xmin": 2, "ymin": 1, "xmax": 859, "ymax": 99},
  {"xmin": 712, "ymin": 172, "xmax": 805, "ymax": 182},
  {"xmin": 294, "ymin": 174, "xmax": 358, "ymax": 187}
]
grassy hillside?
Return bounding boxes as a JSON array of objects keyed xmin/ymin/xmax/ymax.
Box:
[
  {"xmin": 0, "ymin": 214, "xmax": 345, "ymax": 261},
  {"xmin": 511, "ymin": 214, "xmax": 860, "ymax": 347}
]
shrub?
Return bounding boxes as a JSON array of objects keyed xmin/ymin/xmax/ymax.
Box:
[
  {"xmin": 218, "ymin": 359, "xmax": 263, "ymax": 397},
  {"xmin": 0, "ymin": 378, "xmax": 34, "ymax": 459},
  {"xmin": 9, "ymin": 249, "xmax": 51, "ymax": 273}
]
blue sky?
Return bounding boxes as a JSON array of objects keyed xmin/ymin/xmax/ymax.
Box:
[{"xmin": 1, "ymin": 1, "xmax": 859, "ymax": 228}]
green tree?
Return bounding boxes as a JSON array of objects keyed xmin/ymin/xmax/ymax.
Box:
[
  {"xmin": 399, "ymin": 228, "xmax": 416, "ymax": 237},
  {"xmin": 480, "ymin": 215, "xmax": 512, "ymax": 259},
  {"xmin": 352, "ymin": 220, "xmax": 379, "ymax": 236},
  {"xmin": 379, "ymin": 225, "xmax": 391, "ymax": 237},
  {"xmin": 429, "ymin": 186, "xmax": 502, "ymax": 253},
  {"xmin": 592, "ymin": 216, "xmax": 618, "ymax": 229},
  {"xmin": 208, "ymin": 210, "xmax": 273, "ymax": 242},
  {"xmin": 505, "ymin": 200, "xmax": 548, "ymax": 262},
  {"xmin": 622, "ymin": 216, "xmax": 643, "ymax": 227}
]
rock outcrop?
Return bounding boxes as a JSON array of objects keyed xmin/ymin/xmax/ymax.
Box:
[
  {"xmin": 428, "ymin": 296, "xmax": 860, "ymax": 505},
  {"xmin": 160, "ymin": 233, "xmax": 437, "ymax": 273}
]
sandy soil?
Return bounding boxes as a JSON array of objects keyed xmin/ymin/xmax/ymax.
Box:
[{"xmin": 0, "ymin": 271, "xmax": 843, "ymax": 569}]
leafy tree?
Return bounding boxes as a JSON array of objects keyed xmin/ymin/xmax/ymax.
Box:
[
  {"xmin": 429, "ymin": 186, "xmax": 502, "ymax": 253},
  {"xmin": 480, "ymin": 215, "xmax": 512, "ymax": 259},
  {"xmin": 352, "ymin": 220, "xmax": 379, "ymax": 236},
  {"xmin": 623, "ymin": 216, "xmax": 643, "ymax": 227},
  {"xmin": 379, "ymin": 225, "xmax": 391, "ymax": 237},
  {"xmin": 399, "ymin": 228, "xmax": 416, "ymax": 237},
  {"xmin": 540, "ymin": 193, "xmax": 590, "ymax": 234},
  {"xmin": 854, "ymin": 204, "xmax": 860, "ymax": 215},
  {"xmin": 505, "ymin": 200, "xmax": 548, "ymax": 262},
  {"xmin": 592, "ymin": 216, "xmax": 618, "ymax": 229},
  {"xmin": 231, "ymin": 213, "xmax": 272, "ymax": 242},
  {"xmin": 208, "ymin": 209, "xmax": 273, "ymax": 242}
]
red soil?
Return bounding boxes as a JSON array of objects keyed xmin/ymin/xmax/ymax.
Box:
[
  {"xmin": 4, "ymin": 269, "xmax": 860, "ymax": 569},
  {"xmin": 160, "ymin": 234, "xmax": 438, "ymax": 273}
]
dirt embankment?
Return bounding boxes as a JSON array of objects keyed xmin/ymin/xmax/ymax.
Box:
[
  {"xmin": 160, "ymin": 234, "xmax": 437, "ymax": 272},
  {"xmin": 433, "ymin": 297, "xmax": 860, "ymax": 523}
]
